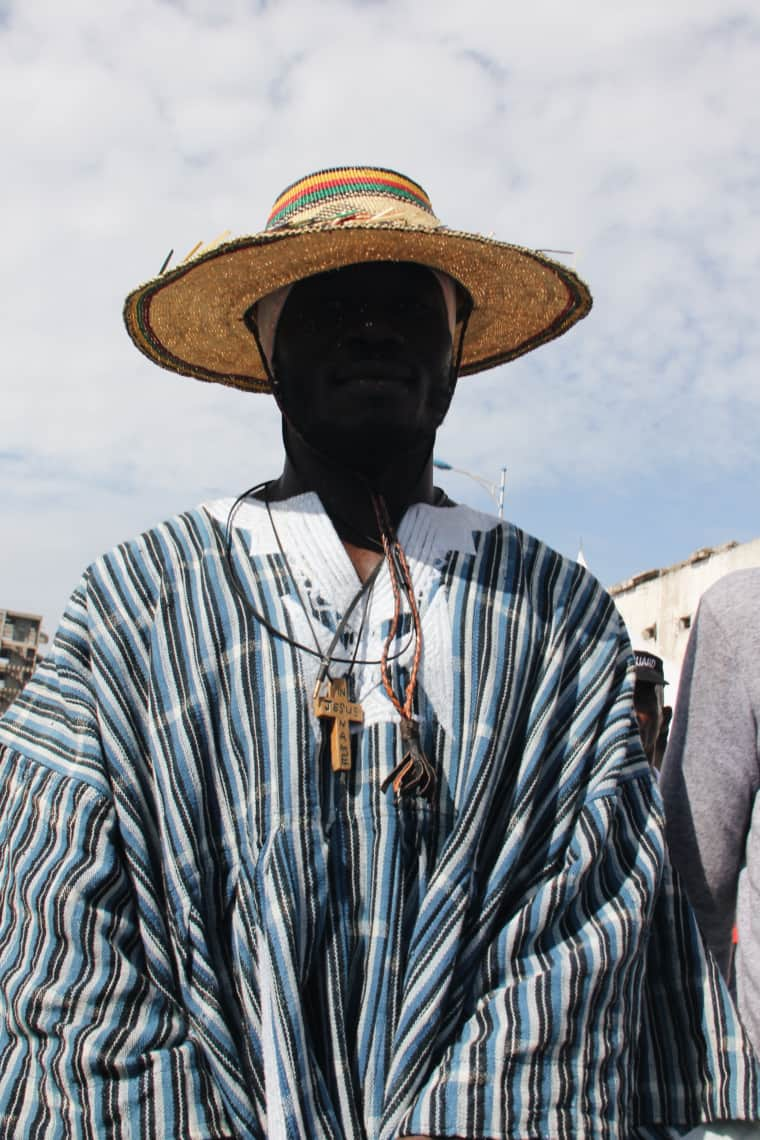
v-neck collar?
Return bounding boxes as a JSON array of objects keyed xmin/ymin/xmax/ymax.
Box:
[
  {"xmin": 205, "ymin": 490, "xmax": 497, "ymax": 621},
  {"xmin": 204, "ymin": 492, "xmax": 500, "ymax": 731}
]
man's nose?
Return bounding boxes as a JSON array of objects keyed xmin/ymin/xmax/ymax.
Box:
[{"xmin": 342, "ymin": 312, "xmax": 404, "ymax": 350}]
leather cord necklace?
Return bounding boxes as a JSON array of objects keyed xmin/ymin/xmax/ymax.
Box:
[
  {"xmin": 225, "ymin": 483, "xmax": 419, "ymax": 782},
  {"xmin": 224, "ymin": 482, "xmax": 436, "ymax": 799},
  {"xmin": 372, "ymin": 492, "xmax": 437, "ymax": 801},
  {"xmin": 224, "ymin": 482, "xmax": 413, "ymax": 666},
  {"xmin": 265, "ymin": 483, "xmax": 379, "ymax": 774}
]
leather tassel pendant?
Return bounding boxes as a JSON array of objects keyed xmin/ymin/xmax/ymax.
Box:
[{"xmin": 381, "ymin": 716, "xmax": 436, "ymax": 801}]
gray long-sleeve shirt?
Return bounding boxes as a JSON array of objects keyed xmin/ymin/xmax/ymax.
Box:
[{"xmin": 662, "ymin": 567, "xmax": 760, "ymax": 1055}]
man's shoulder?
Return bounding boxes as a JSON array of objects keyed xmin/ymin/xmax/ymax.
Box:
[
  {"xmin": 694, "ymin": 568, "xmax": 760, "ymax": 686},
  {"xmin": 700, "ymin": 566, "xmax": 760, "ymax": 622},
  {"xmin": 454, "ymin": 510, "xmax": 618, "ymax": 639},
  {"xmin": 445, "ymin": 505, "xmax": 584, "ymax": 574},
  {"xmin": 65, "ymin": 506, "xmax": 226, "ymax": 624},
  {"xmin": 89, "ymin": 504, "xmax": 222, "ymax": 579},
  {"xmin": 500, "ymin": 516, "xmax": 612, "ymax": 604}
]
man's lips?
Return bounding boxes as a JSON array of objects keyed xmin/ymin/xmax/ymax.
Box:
[{"xmin": 330, "ymin": 359, "xmax": 417, "ymax": 386}]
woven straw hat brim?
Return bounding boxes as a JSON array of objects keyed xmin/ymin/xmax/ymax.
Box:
[{"xmin": 123, "ymin": 221, "xmax": 592, "ymax": 393}]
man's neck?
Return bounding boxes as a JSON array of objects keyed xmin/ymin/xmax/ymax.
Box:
[
  {"xmin": 263, "ymin": 423, "xmax": 438, "ymax": 576},
  {"xmin": 340, "ymin": 541, "xmax": 384, "ymax": 584}
]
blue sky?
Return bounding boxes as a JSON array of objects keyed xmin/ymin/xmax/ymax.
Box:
[{"xmin": 2, "ymin": 0, "xmax": 759, "ymax": 633}]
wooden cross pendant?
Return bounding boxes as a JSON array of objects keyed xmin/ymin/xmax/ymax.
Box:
[{"xmin": 313, "ymin": 677, "xmax": 363, "ymax": 772}]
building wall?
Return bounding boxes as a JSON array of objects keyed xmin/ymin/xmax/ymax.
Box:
[
  {"xmin": 0, "ymin": 609, "xmax": 45, "ymax": 716},
  {"xmin": 610, "ymin": 536, "xmax": 760, "ymax": 700}
]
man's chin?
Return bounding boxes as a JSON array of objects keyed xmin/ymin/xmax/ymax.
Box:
[{"xmin": 316, "ymin": 423, "xmax": 430, "ymax": 475}]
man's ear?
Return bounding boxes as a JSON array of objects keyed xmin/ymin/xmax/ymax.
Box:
[
  {"xmin": 244, "ymin": 285, "xmax": 293, "ymax": 376},
  {"xmin": 448, "ymin": 289, "xmax": 473, "ymax": 393}
]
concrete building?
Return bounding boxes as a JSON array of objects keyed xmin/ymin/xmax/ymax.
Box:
[
  {"xmin": 610, "ymin": 536, "xmax": 760, "ymax": 700},
  {"xmin": 0, "ymin": 609, "xmax": 47, "ymax": 716}
]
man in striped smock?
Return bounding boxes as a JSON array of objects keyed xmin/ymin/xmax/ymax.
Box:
[{"xmin": 0, "ymin": 168, "xmax": 758, "ymax": 1139}]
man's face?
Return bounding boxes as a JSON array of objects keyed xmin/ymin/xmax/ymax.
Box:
[
  {"xmin": 265, "ymin": 261, "xmax": 456, "ymax": 468},
  {"xmin": 633, "ymin": 680, "xmax": 665, "ymax": 767}
]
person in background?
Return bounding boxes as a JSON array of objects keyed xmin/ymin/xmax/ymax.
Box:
[
  {"xmin": 633, "ymin": 649, "xmax": 672, "ymax": 770},
  {"xmin": 662, "ymin": 568, "xmax": 760, "ymax": 1061}
]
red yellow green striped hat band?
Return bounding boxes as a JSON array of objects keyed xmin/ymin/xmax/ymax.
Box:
[
  {"xmin": 123, "ymin": 165, "xmax": 592, "ymax": 394},
  {"xmin": 267, "ymin": 167, "xmax": 434, "ymax": 229}
]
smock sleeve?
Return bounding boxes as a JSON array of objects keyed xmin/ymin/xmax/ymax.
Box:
[
  {"xmin": 395, "ymin": 582, "xmax": 760, "ymax": 1140},
  {"xmin": 0, "ymin": 578, "xmax": 236, "ymax": 1139}
]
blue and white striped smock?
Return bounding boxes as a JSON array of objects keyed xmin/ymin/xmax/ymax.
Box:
[{"xmin": 0, "ymin": 495, "xmax": 757, "ymax": 1139}]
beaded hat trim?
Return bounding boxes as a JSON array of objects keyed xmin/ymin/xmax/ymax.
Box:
[{"xmin": 123, "ymin": 165, "xmax": 592, "ymax": 393}]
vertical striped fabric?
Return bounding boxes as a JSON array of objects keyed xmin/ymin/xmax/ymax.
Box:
[{"xmin": 0, "ymin": 502, "xmax": 757, "ymax": 1139}]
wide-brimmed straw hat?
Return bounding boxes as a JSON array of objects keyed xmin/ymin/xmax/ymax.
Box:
[{"xmin": 123, "ymin": 165, "xmax": 592, "ymax": 394}]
